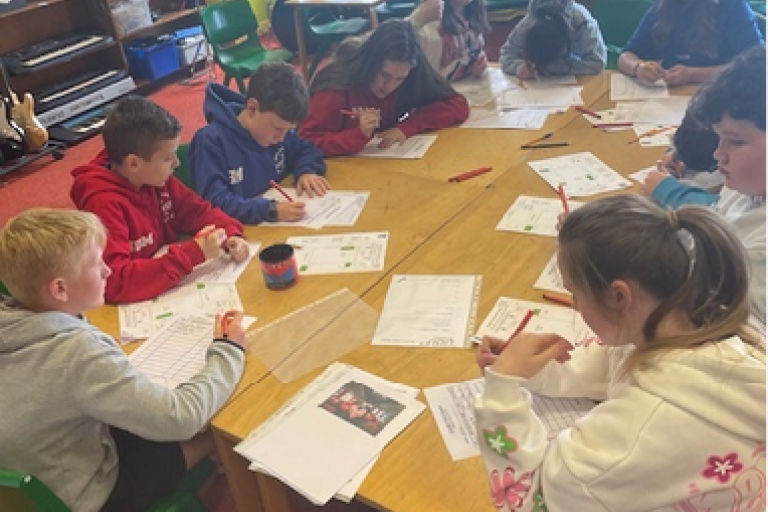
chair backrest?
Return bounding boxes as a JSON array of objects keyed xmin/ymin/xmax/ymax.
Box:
[
  {"xmin": 270, "ymin": 0, "xmax": 322, "ymax": 53},
  {"xmin": 590, "ymin": 0, "xmax": 653, "ymax": 50},
  {"xmin": 0, "ymin": 470, "xmax": 71, "ymax": 512},
  {"xmin": 175, "ymin": 143, "xmax": 193, "ymax": 189},
  {"xmin": 200, "ymin": 0, "xmax": 264, "ymax": 57}
]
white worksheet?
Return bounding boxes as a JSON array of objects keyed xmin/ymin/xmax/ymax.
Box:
[
  {"xmin": 356, "ymin": 135, "xmax": 437, "ymax": 159},
  {"xmin": 617, "ymin": 97, "xmax": 690, "ymax": 125},
  {"xmin": 496, "ymin": 195, "xmax": 584, "ymax": 237},
  {"xmin": 630, "ymin": 166, "xmax": 725, "ymax": 190},
  {"xmin": 262, "ymin": 188, "xmax": 370, "ymax": 228},
  {"xmin": 523, "ymin": 74, "xmax": 578, "ymax": 88},
  {"xmin": 234, "ymin": 363, "xmax": 425, "ymax": 505},
  {"xmin": 286, "ymin": 231, "xmax": 389, "ymax": 275},
  {"xmin": 118, "ymin": 283, "xmax": 243, "ymax": 341},
  {"xmin": 528, "ymin": 152, "xmax": 632, "ymax": 197},
  {"xmin": 128, "ymin": 313, "xmax": 256, "ymax": 388},
  {"xmin": 372, "ymin": 274, "xmax": 482, "ymax": 348},
  {"xmin": 534, "ymin": 253, "xmax": 568, "ymax": 294},
  {"xmin": 152, "ymin": 242, "xmax": 260, "ymax": 288},
  {"xmin": 610, "ymin": 73, "xmax": 669, "ymax": 101},
  {"xmin": 581, "ymin": 108, "xmax": 635, "ymax": 130},
  {"xmin": 497, "ymin": 85, "xmax": 583, "ymax": 109},
  {"xmin": 460, "ymin": 108, "xmax": 549, "ymax": 130},
  {"xmin": 424, "ymin": 378, "xmax": 596, "ymax": 460},
  {"xmin": 473, "ymin": 297, "xmax": 592, "ymax": 342},
  {"xmin": 631, "ymin": 123, "xmax": 678, "ymax": 147},
  {"xmin": 452, "ymin": 67, "xmax": 519, "ymax": 107}
]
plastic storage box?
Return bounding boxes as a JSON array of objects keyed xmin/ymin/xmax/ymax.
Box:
[
  {"xmin": 176, "ymin": 31, "xmax": 207, "ymax": 67},
  {"xmin": 126, "ymin": 36, "xmax": 180, "ymax": 80}
]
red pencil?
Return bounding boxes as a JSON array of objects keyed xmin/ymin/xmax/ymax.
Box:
[
  {"xmin": 503, "ymin": 309, "xmax": 535, "ymax": 348},
  {"xmin": 543, "ymin": 293, "xmax": 574, "ymax": 308},
  {"xmin": 593, "ymin": 122, "xmax": 634, "ymax": 128},
  {"xmin": 558, "ymin": 184, "xmax": 570, "ymax": 215},
  {"xmin": 448, "ymin": 166, "xmax": 493, "ymax": 182},
  {"xmin": 340, "ymin": 109, "xmax": 357, "ymax": 116},
  {"xmin": 269, "ymin": 180, "xmax": 294, "ymax": 202},
  {"xmin": 575, "ymin": 105, "xmax": 602, "ymax": 120}
]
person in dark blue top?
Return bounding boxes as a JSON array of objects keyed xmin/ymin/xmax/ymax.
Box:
[
  {"xmin": 618, "ymin": 0, "xmax": 764, "ymax": 86},
  {"xmin": 190, "ymin": 62, "xmax": 328, "ymax": 224}
]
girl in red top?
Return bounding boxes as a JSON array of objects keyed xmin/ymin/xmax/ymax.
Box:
[{"xmin": 299, "ymin": 19, "xmax": 470, "ymax": 157}]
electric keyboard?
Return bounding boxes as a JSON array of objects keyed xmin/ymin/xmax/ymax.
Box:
[
  {"xmin": 2, "ymin": 33, "xmax": 113, "ymax": 74},
  {"xmin": 47, "ymin": 105, "xmax": 109, "ymax": 145}
]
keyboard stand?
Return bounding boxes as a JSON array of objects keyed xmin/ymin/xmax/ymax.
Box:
[{"xmin": 0, "ymin": 140, "xmax": 66, "ymax": 178}]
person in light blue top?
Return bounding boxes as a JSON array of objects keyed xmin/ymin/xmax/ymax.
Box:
[
  {"xmin": 499, "ymin": 0, "xmax": 606, "ymax": 78},
  {"xmin": 618, "ymin": 0, "xmax": 764, "ymax": 86}
]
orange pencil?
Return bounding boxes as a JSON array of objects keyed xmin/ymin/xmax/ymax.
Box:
[
  {"xmin": 557, "ymin": 184, "xmax": 570, "ymax": 215},
  {"xmin": 628, "ymin": 125, "xmax": 677, "ymax": 144},
  {"xmin": 575, "ymin": 105, "xmax": 602, "ymax": 120},
  {"xmin": 543, "ymin": 293, "xmax": 574, "ymax": 308},
  {"xmin": 269, "ymin": 180, "xmax": 294, "ymax": 202}
]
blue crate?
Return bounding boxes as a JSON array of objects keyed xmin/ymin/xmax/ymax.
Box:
[
  {"xmin": 126, "ymin": 36, "xmax": 180, "ymax": 80},
  {"xmin": 174, "ymin": 25, "xmax": 203, "ymax": 39}
]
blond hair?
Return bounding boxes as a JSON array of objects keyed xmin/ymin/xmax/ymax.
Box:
[
  {"xmin": 0, "ymin": 208, "xmax": 106, "ymax": 307},
  {"xmin": 558, "ymin": 195, "xmax": 763, "ymax": 377}
]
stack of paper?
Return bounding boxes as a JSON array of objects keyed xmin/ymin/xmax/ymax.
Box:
[{"xmin": 235, "ymin": 362, "xmax": 425, "ymax": 504}]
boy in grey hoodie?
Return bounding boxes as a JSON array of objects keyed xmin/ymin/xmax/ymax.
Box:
[
  {"xmin": 0, "ymin": 208, "xmax": 247, "ymax": 512},
  {"xmin": 499, "ymin": 0, "xmax": 606, "ymax": 78}
]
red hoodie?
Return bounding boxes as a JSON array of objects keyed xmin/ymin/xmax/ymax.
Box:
[
  {"xmin": 299, "ymin": 86, "xmax": 469, "ymax": 157},
  {"xmin": 70, "ymin": 150, "xmax": 244, "ymax": 304}
]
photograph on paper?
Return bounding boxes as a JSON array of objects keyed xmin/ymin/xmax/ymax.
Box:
[{"xmin": 320, "ymin": 381, "xmax": 406, "ymax": 436}]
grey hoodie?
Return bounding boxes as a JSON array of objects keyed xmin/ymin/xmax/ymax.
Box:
[
  {"xmin": 0, "ymin": 299, "xmax": 244, "ymax": 512},
  {"xmin": 499, "ymin": 0, "xmax": 606, "ymax": 77}
]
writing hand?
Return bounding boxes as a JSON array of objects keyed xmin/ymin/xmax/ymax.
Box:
[
  {"xmin": 642, "ymin": 167, "xmax": 672, "ymax": 197},
  {"xmin": 214, "ymin": 311, "xmax": 248, "ymax": 349},
  {"xmin": 195, "ymin": 225, "xmax": 226, "ymax": 260},
  {"xmin": 276, "ymin": 201, "xmax": 306, "ymax": 222},
  {"xmin": 296, "ymin": 173, "xmax": 330, "ymax": 198},
  {"xmin": 663, "ymin": 65, "xmax": 694, "ymax": 87},
  {"xmin": 356, "ymin": 108, "xmax": 381, "ymax": 138},
  {"xmin": 471, "ymin": 52, "xmax": 488, "ymax": 77},
  {"xmin": 491, "ymin": 333, "xmax": 573, "ymax": 378},
  {"xmin": 636, "ymin": 60, "xmax": 666, "ymax": 85},
  {"xmin": 476, "ymin": 335, "xmax": 507, "ymax": 370},
  {"xmin": 378, "ymin": 128, "xmax": 407, "ymax": 149},
  {"xmin": 518, "ymin": 62, "xmax": 536, "ymax": 80},
  {"xmin": 225, "ymin": 237, "xmax": 250, "ymax": 262}
]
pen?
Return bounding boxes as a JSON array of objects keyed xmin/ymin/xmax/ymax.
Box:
[
  {"xmin": 628, "ymin": 125, "xmax": 677, "ymax": 144},
  {"xmin": 521, "ymin": 132, "xmax": 553, "ymax": 147},
  {"xmin": 558, "ymin": 184, "xmax": 570, "ymax": 215},
  {"xmin": 575, "ymin": 106, "xmax": 602, "ymax": 120},
  {"xmin": 593, "ymin": 122, "xmax": 634, "ymax": 128},
  {"xmin": 448, "ymin": 166, "xmax": 493, "ymax": 182},
  {"xmin": 269, "ymin": 180, "xmax": 294, "ymax": 202},
  {"xmin": 543, "ymin": 293, "xmax": 575, "ymax": 308},
  {"xmin": 520, "ymin": 142, "xmax": 570, "ymax": 149}
]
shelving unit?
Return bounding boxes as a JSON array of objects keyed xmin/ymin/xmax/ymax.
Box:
[{"xmin": 0, "ymin": 141, "xmax": 66, "ymax": 177}]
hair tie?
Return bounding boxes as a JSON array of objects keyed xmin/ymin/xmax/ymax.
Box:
[
  {"xmin": 666, "ymin": 209, "xmax": 680, "ymax": 230},
  {"xmin": 667, "ymin": 210, "xmax": 696, "ymax": 278}
]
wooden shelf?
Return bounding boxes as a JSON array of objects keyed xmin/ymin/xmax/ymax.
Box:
[
  {"xmin": 0, "ymin": 0, "xmax": 70, "ymax": 20},
  {"xmin": 123, "ymin": 7, "xmax": 199, "ymax": 40}
]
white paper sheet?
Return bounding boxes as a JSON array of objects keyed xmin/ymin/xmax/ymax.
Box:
[
  {"xmin": 610, "ymin": 74, "xmax": 669, "ymax": 101},
  {"xmin": 118, "ymin": 283, "xmax": 243, "ymax": 341},
  {"xmin": 497, "ymin": 86, "xmax": 583, "ymax": 109},
  {"xmin": 616, "ymin": 97, "xmax": 690, "ymax": 125},
  {"xmin": 356, "ymin": 135, "xmax": 437, "ymax": 159},
  {"xmin": 495, "ymin": 195, "xmax": 584, "ymax": 237},
  {"xmin": 528, "ymin": 151, "xmax": 633, "ymax": 198},
  {"xmin": 534, "ymin": 253, "xmax": 568, "ymax": 294},
  {"xmin": 286, "ymin": 231, "xmax": 389, "ymax": 275},
  {"xmin": 452, "ymin": 67, "xmax": 519, "ymax": 107},
  {"xmin": 372, "ymin": 274, "xmax": 482, "ymax": 348},
  {"xmin": 174, "ymin": 242, "xmax": 261, "ymax": 287},
  {"xmin": 630, "ymin": 166, "xmax": 725, "ymax": 191},
  {"xmin": 235, "ymin": 363, "xmax": 425, "ymax": 505},
  {"xmin": 523, "ymin": 74, "xmax": 578, "ymax": 88},
  {"xmin": 262, "ymin": 188, "xmax": 370, "ymax": 228},
  {"xmin": 630, "ymin": 123, "xmax": 678, "ymax": 147},
  {"xmin": 128, "ymin": 313, "xmax": 256, "ymax": 388},
  {"xmin": 460, "ymin": 108, "xmax": 549, "ymax": 130},
  {"xmin": 424, "ymin": 378, "xmax": 595, "ymax": 460}
]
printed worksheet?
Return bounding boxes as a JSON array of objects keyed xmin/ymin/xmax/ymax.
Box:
[
  {"xmin": 460, "ymin": 108, "xmax": 549, "ymax": 130},
  {"xmin": 372, "ymin": 274, "xmax": 482, "ymax": 348},
  {"xmin": 581, "ymin": 108, "xmax": 634, "ymax": 130},
  {"xmin": 262, "ymin": 188, "xmax": 370, "ymax": 228},
  {"xmin": 153, "ymin": 242, "xmax": 260, "ymax": 288},
  {"xmin": 356, "ymin": 135, "xmax": 437, "ymax": 159},
  {"xmin": 631, "ymin": 123, "xmax": 678, "ymax": 147},
  {"xmin": 118, "ymin": 283, "xmax": 243, "ymax": 341},
  {"xmin": 610, "ymin": 73, "xmax": 669, "ymax": 101},
  {"xmin": 497, "ymin": 85, "xmax": 583, "ymax": 109},
  {"xmin": 496, "ymin": 195, "xmax": 584, "ymax": 237},
  {"xmin": 528, "ymin": 152, "xmax": 632, "ymax": 197},
  {"xmin": 524, "ymin": 74, "xmax": 578, "ymax": 88},
  {"xmin": 424, "ymin": 378, "xmax": 596, "ymax": 460},
  {"xmin": 617, "ymin": 97, "xmax": 690, "ymax": 125},
  {"xmin": 286, "ymin": 231, "xmax": 389, "ymax": 275},
  {"xmin": 452, "ymin": 67, "xmax": 518, "ymax": 107},
  {"xmin": 473, "ymin": 297, "xmax": 592, "ymax": 342},
  {"xmin": 534, "ymin": 253, "xmax": 568, "ymax": 294}
]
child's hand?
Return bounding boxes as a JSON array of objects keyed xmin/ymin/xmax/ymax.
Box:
[
  {"xmin": 225, "ymin": 237, "xmax": 250, "ymax": 262},
  {"xmin": 471, "ymin": 52, "xmax": 488, "ymax": 77},
  {"xmin": 476, "ymin": 335, "xmax": 507, "ymax": 369},
  {"xmin": 276, "ymin": 201, "xmax": 306, "ymax": 222},
  {"xmin": 357, "ymin": 108, "xmax": 381, "ymax": 138},
  {"xmin": 378, "ymin": 128, "xmax": 407, "ymax": 148},
  {"xmin": 491, "ymin": 333, "xmax": 573, "ymax": 379},
  {"xmin": 663, "ymin": 65, "xmax": 694, "ymax": 87},
  {"xmin": 556, "ymin": 211, "xmax": 568, "ymax": 232},
  {"xmin": 414, "ymin": 0, "xmax": 443, "ymax": 23},
  {"xmin": 297, "ymin": 174, "xmax": 330, "ymax": 198},
  {"xmin": 214, "ymin": 311, "xmax": 248, "ymax": 349},
  {"xmin": 518, "ymin": 62, "xmax": 536, "ymax": 80},
  {"xmin": 642, "ymin": 167, "xmax": 671, "ymax": 197},
  {"xmin": 195, "ymin": 225, "xmax": 225, "ymax": 260},
  {"xmin": 635, "ymin": 60, "xmax": 666, "ymax": 84}
]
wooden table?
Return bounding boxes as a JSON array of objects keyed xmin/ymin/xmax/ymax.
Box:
[{"xmin": 287, "ymin": 0, "xmax": 387, "ymax": 78}]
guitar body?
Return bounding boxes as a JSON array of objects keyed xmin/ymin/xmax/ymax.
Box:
[
  {"xmin": 11, "ymin": 92, "xmax": 48, "ymax": 152},
  {"xmin": 0, "ymin": 95, "xmax": 27, "ymax": 161}
]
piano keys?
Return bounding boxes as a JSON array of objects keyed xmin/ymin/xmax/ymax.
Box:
[
  {"xmin": 47, "ymin": 105, "xmax": 109, "ymax": 144},
  {"xmin": 1, "ymin": 33, "xmax": 113, "ymax": 74}
]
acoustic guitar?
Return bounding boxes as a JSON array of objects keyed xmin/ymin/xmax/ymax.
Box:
[{"xmin": 10, "ymin": 91, "xmax": 48, "ymax": 152}]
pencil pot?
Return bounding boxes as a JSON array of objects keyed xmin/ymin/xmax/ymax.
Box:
[{"xmin": 259, "ymin": 244, "xmax": 298, "ymax": 290}]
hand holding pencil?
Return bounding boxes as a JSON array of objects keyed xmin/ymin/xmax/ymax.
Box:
[
  {"xmin": 490, "ymin": 332, "xmax": 574, "ymax": 378},
  {"xmin": 214, "ymin": 311, "xmax": 248, "ymax": 349}
]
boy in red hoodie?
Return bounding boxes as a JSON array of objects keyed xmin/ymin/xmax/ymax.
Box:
[{"xmin": 70, "ymin": 96, "xmax": 249, "ymax": 304}]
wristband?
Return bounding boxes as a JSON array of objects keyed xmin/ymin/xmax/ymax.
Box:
[
  {"xmin": 213, "ymin": 337, "xmax": 245, "ymax": 353},
  {"xmin": 267, "ymin": 200, "xmax": 279, "ymax": 222}
]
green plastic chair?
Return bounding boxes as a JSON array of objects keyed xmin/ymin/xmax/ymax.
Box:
[
  {"xmin": 0, "ymin": 458, "xmax": 216, "ymax": 512},
  {"xmin": 0, "ymin": 281, "xmax": 9, "ymax": 298},
  {"xmin": 589, "ymin": 0, "xmax": 654, "ymax": 69},
  {"xmin": 175, "ymin": 143, "xmax": 193, "ymax": 189},
  {"xmin": 200, "ymin": 0, "xmax": 294, "ymax": 94}
]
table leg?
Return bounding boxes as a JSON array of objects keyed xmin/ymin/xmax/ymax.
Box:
[
  {"xmin": 293, "ymin": 7, "xmax": 309, "ymax": 78},
  {"xmin": 213, "ymin": 431, "xmax": 268, "ymax": 512}
]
